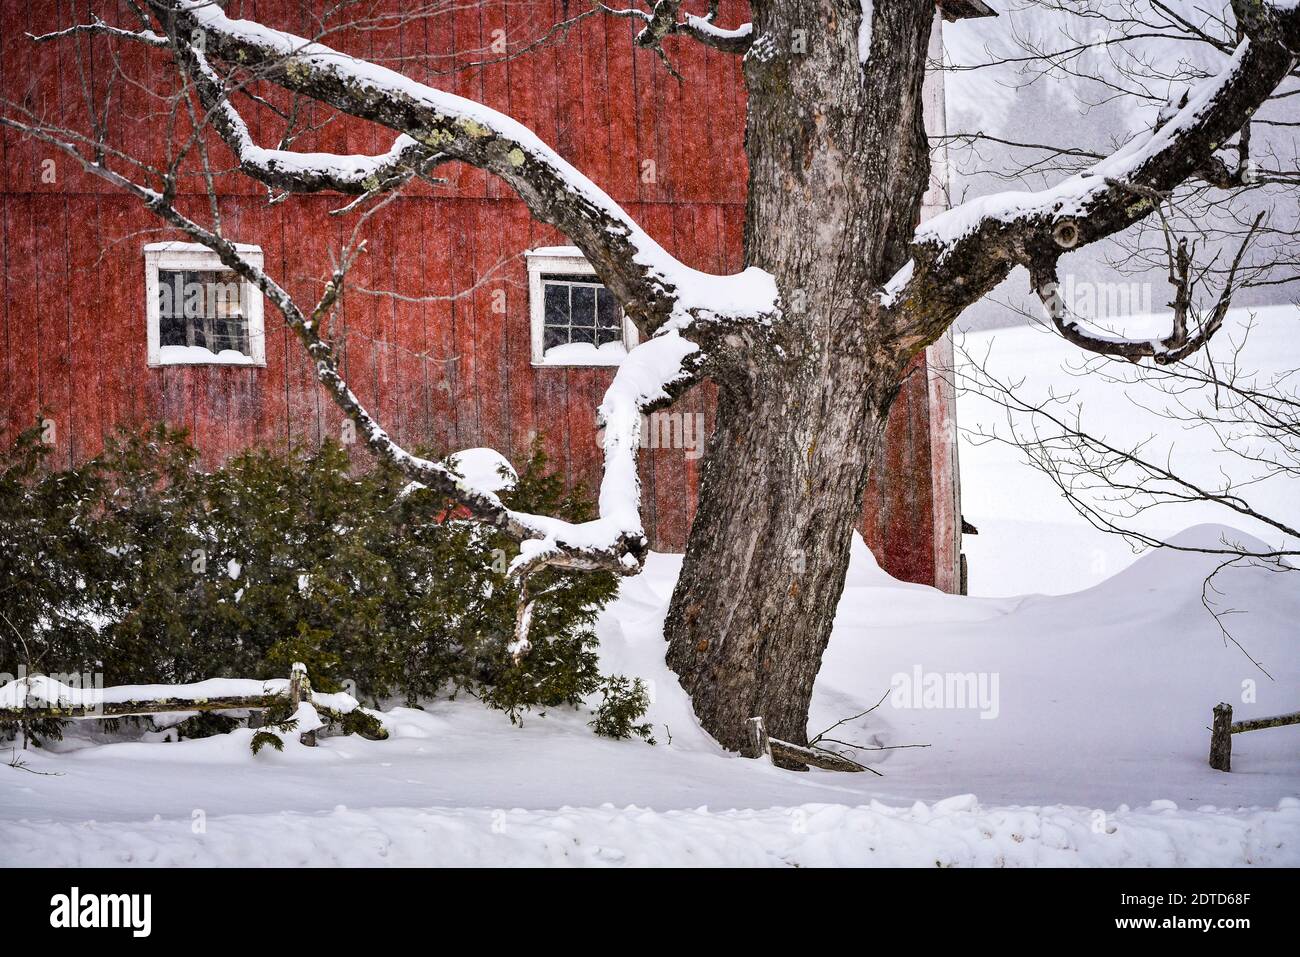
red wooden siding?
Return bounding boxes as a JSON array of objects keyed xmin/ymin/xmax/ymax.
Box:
[{"xmin": 0, "ymin": 0, "xmax": 953, "ymax": 587}]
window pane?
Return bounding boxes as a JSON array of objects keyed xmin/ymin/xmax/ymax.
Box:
[
  {"xmin": 596, "ymin": 288, "xmax": 621, "ymax": 332},
  {"xmin": 159, "ymin": 313, "xmax": 186, "ymax": 347},
  {"xmin": 158, "ymin": 271, "xmax": 183, "ymax": 318},
  {"xmin": 209, "ymin": 273, "xmax": 243, "ymax": 318},
  {"xmin": 544, "ymin": 283, "xmax": 569, "ymax": 327},
  {"xmin": 544, "ymin": 324, "xmax": 568, "ymax": 351},
  {"xmin": 570, "ymin": 285, "xmax": 596, "ymax": 327},
  {"xmin": 182, "ymin": 270, "xmax": 208, "ymax": 318},
  {"xmin": 157, "ymin": 267, "xmax": 249, "ymax": 355},
  {"xmin": 538, "ymin": 275, "xmax": 626, "ymax": 359},
  {"xmin": 213, "ymin": 316, "xmax": 249, "ymax": 354}
]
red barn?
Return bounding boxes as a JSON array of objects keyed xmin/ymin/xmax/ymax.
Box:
[{"xmin": 0, "ymin": 1, "xmax": 975, "ymax": 590}]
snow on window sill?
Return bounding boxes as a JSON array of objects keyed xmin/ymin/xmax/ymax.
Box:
[
  {"xmin": 532, "ymin": 342, "xmax": 628, "ymax": 367},
  {"xmin": 152, "ymin": 345, "xmax": 263, "ymax": 367},
  {"xmin": 525, "ymin": 245, "xmax": 585, "ymax": 260}
]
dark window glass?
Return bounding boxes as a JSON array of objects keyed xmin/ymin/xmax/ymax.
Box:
[
  {"xmin": 596, "ymin": 289, "xmax": 622, "ymax": 346},
  {"xmin": 157, "ymin": 269, "xmax": 249, "ymax": 355},
  {"xmin": 570, "ymin": 285, "xmax": 596, "ymax": 327},
  {"xmin": 543, "ymin": 283, "xmax": 568, "ymax": 327},
  {"xmin": 544, "ymin": 323, "xmax": 568, "ymax": 351},
  {"xmin": 158, "ymin": 271, "xmax": 187, "ymax": 347},
  {"xmin": 540, "ymin": 275, "xmax": 625, "ymax": 356}
]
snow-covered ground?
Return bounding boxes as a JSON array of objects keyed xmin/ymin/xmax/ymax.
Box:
[
  {"xmin": 2, "ymin": 308, "xmax": 1297, "ymax": 867},
  {"xmin": 958, "ymin": 305, "xmax": 1300, "ymax": 596},
  {"xmin": 2, "ymin": 527, "xmax": 1297, "ymax": 867}
]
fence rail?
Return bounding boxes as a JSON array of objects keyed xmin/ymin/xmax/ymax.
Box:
[
  {"xmin": 1209, "ymin": 702, "xmax": 1300, "ymax": 771},
  {"xmin": 0, "ymin": 663, "xmax": 380, "ymax": 747}
]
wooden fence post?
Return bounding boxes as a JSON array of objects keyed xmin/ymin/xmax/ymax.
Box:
[
  {"xmin": 746, "ymin": 716, "xmax": 772, "ymax": 762},
  {"xmin": 287, "ymin": 662, "xmax": 305, "ymax": 707},
  {"xmin": 288, "ymin": 662, "xmax": 316, "ymax": 747},
  {"xmin": 1209, "ymin": 702, "xmax": 1233, "ymax": 772}
]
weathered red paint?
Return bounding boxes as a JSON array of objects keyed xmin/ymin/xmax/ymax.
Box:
[{"xmin": 0, "ymin": 0, "xmax": 957, "ymax": 587}]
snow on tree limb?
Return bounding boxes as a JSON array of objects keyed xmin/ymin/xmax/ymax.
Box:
[
  {"xmin": 885, "ymin": 0, "xmax": 1300, "ymax": 360},
  {"xmin": 159, "ymin": 0, "xmax": 775, "ymax": 339},
  {"xmin": 28, "ymin": 16, "xmax": 168, "ymax": 48},
  {"xmin": 189, "ymin": 50, "xmax": 446, "ymax": 197},
  {"xmin": 606, "ymin": 1, "xmax": 754, "ymax": 56},
  {"xmin": 32, "ymin": 17, "xmax": 448, "ymax": 205},
  {"xmin": 502, "ymin": 331, "xmax": 705, "ymax": 575},
  {"xmin": 680, "ymin": 15, "xmax": 755, "ymax": 52},
  {"xmin": 0, "ymin": 114, "xmax": 704, "ymax": 580},
  {"xmin": 9, "ymin": 1, "xmax": 785, "ymax": 585}
]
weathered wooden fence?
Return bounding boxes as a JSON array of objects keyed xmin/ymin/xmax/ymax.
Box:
[
  {"xmin": 1209, "ymin": 702, "xmax": 1300, "ymax": 771},
  {"xmin": 0, "ymin": 663, "xmax": 383, "ymax": 747}
]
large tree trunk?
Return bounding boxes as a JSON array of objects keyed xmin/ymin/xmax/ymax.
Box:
[{"xmin": 664, "ymin": 0, "xmax": 936, "ymax": 756}]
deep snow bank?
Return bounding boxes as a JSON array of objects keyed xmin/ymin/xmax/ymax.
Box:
[{"xmin": 5, "ymin": 797, "xmax": 1296, "ymax": 868}]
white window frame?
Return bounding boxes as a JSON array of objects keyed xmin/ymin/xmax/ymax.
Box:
[
  {"xmin": 144, "ymin": 241, "xmax": 266, "ymax": 367},
  {"xmin": 526, "ymin": 246, "xmax": 638, "ymax": 366}
]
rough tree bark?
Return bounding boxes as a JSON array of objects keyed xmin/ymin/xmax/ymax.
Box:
[{"xmin": 665, "ymin": 0, "xmax": 934, "ymax": 754}]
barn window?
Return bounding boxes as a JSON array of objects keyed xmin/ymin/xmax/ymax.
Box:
[
  {"xmin": 144, "ymin": 242, "xmax": 266, "ymax": 366},
  {"xmin": 526, "ymin": 247, "xmax": 637, "ymax": 365}
]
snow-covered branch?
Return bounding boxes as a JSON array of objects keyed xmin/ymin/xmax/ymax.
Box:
[
  {"xmin": 29, "ymin": 15, "xmax": 168, "ymax": 48},
  {"xmin": 156, "ymin": 0, "xmax": 775, "ymax": 339},
  {"xmin": 678, "ymin": 13, "xmax": 756, "ymax": 53},
  {"xmin": 0, "ymin": 114, "xmax": 705, "ymax": 581},
  {"xmin": 608, "ymin": 1, "xmax": 754, "ymax": 56},
  {"xmin": 179, "ymin": 47, "xmax": 448, "ymax": 204},
  {"xmin": 885, "ymin": 0, "xmax": 1300, "ymax": 360}
]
